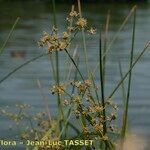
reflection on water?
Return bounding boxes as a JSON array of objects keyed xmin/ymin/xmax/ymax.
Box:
[{"xmin": 0, "ymin": 0, "xmax": 150, "ymax": 145}]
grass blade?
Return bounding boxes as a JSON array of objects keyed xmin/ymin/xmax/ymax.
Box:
[
  {"xmin": 0, "ymin": 17, "xmax": 20, "ymax": 55},
  {"xmin": 108, "ymin": 41, "xmax": 150, "ymax": 99},
  {"xmin": 65, "ymin": 49, "xmax": 84, "ymax": 81},
  {"xmin": 93, "ymin": 6, "xmax": 137, "ymax": 75},
  {"xmin": 121, "ymin": 6, "xmax": 137, "ymax": 139},
  {"xmin": 52, "ymin": 0, "xmax": 63, "ymax": 134},
  {"xmin": 99, "ymin": 30, "xmax": 107, "ymax": 150},
  {"xmin": 37, "ymin": 79, "xmax": 52, "ymax": 124},
  {"xmin": 103, "ymin": 10, "xmax": 110, "ymax": 83},
  {"xmin": 0, "ymin": 53, "xmax": 48, "ymax": 84},
  {"xmin": 77, "ymin": 0, "xmax": 89, "ymax": 76},
  {"xmin": 118, "ymin": 61, "xmax": 127, "ymax": 105}
]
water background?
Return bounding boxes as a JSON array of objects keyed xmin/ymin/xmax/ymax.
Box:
[{"xmin": 0, "ymin": 1, "xmax": 150, "ymax": 149}]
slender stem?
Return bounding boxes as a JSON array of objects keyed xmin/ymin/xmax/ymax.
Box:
[
  {"xmin": 0, "ymin": 17, "xmax": 20, "ymax": 55},
  {"xmin": 103, "ymin": 6, "xmax": 136, "ymax": 58},
  {"xmin": 65, "ymin": 48, "xmax": 88, "ymax": 129},
  {"xmin": 90, "ymin": 73, "xmax": 101, "ymax": 105},
  {"xmin": 52, "ymin": 0, "xmax": 63, "ymax": 134},
  {"xmin": 77, "ymin": 0, "xmax": 89, "ymax": 76},
  {"xmin": 118, "ymin": 61, "xmax": 126, "ymax": 105},
  {"xmin": 108, "ymin": 41, "xmax": 150, "ymax": 99},
  {"xmin": 0, "ymin": 53, "xmax": 48, "ymax": 84},
  {"xmin": 64, "ymin": 46, "xmax": 78, "ymax": 83},
  {"xmin": 82, "ymin": 30, "xmax": 89, "ymax": 76},
  {"xmin": 49, "ymin": 54, "xmax": 57, "ymax": 81},
  {"xmin": 103, "ymin": 10, "xmax": 110, "ymax": 83},
  {"xmin": 65, "ymin": 49, "xmax": 84, "ymax": 81},
  {"xmin": 93, "ymin": 6, "xmax": 137, "ymax": 75},
  {"xmin": 58, "ymin": 108, "xmax": 73, "ymax": 139},
  {"xmin": 99, "ymin": 31, "xmax": 107, "ymax": 150},
  {"xmin": 64, "ymin": 5, "xmax": 76, "ymax": 82},
  {"xmin": 122, "ymin": 6, "xmax": 137, "ymax": 139},
  {"xmin": 71, "ymin": 57, "xmax": 79, "ymax": 94},
  {"xmin": 37, "ymin": 79, "xmax": 52, "ymax": 125},
  {"xmin": 52, "ymin": 0, "xmax": 57, "ymax": 26}
]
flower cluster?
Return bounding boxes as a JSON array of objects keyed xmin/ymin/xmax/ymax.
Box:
[
  {"xmin": 71, "ymin": 80, "xmax": 92, "ymax": 94},
  {"xmin": 38, "ymin": 29, "xmax": 70, "ymax": 53},
  {"xmin": 88, "ymin": 27, "xmax": 97, "ymax": 35},
  {"xmin": 76, "ymin": 18, "xmax": 87, "ymax": 28},
  {"xmin": 50, "ymin": 79, "xmax": 118, "ymax": 143},
  {"xmin": 50, "ymin": 84, "xmax": 65, "ymax": 95},
  {"xmin": 0, "ymin": 104, "xmax": 61, "ymax": 145},
  {"xmin": 38, "ymin": 9, "xmax": 96, "ymax": 54}
]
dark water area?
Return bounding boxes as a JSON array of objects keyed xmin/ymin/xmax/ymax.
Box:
[{"xmin": 0, "ymin": 1, "xmax": 150, "ymax": 149}]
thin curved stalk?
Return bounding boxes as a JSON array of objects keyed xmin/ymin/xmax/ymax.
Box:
[
  {"xmin": 77, "ymin": 0, "xmax": 89, "ymax": 76},
  {"xmin": 103, "ymin": 10, "xmax": 110, "ymax": 84},
  {"xmin": 121, "ymin": 6, "xmax": 137, "ymax": 139},
  {"xmin": 93, "ymin": 6, "xmax": 137, "ymax": 75},
  {"xmin": 99, "ymin": 31, "xmax": 107, "ymax": 150},
  {"xmin": 118, "ymin": 61, "xmax": 126, "ymax": 105},
  {"xmin": 0, "ymin": 17, "xmax": 20, "ymax": 55},
  {"xmin": 52, "ymin": 0, "xmax": 63, "ymax": 135},
  {"xmin": 65, "ymin": 49, "xmax": 84, "ymax": 81},
  {"xmin": 0, "ymin": 53, "xmax": 48, "ymax": 84},
  {"xmin": 108, "ymin": 41, "xmax": 150, "ymax": 99}
]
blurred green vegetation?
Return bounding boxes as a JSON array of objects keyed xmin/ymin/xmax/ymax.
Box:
[{"xmin": 0, "ymin": 0, "xmax": 149, "ymax": 3}]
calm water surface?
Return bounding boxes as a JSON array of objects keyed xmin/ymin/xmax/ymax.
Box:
[{"xmin": 0, "ymin": 1, "xmax": 150, "ymax": 148}]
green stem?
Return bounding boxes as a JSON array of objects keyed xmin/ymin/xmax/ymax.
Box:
[
  {"xmin": 0, "ymin": 53, "xmax": 48, "ymax": 84},
  {"xmin": 90, "ymin": 73, "xmax": 101, "ymax": 105},
  {"xmin": 65, "ymin": 49, "xmax": 84, "ymax": 81},
  {"xmin": 52, "ymin": 0, "xmax": 63, "ymax": 135},
  {"xmin": 122, "ymin": 6, "xmax": 137, "ymax": 139},
  {"xmin": 103, "ymin": 10, "xmax": 110, "ymax": 84},
  {"xmin": 99, "ymin": 31, "xmax": 107, "ymax": 150},
  {"xmin": 0, "ymin": 17, "xmax": 20, "ymax": 55},
  {"xmin": 82, "ymin": 29, "xmax": 89, "ymax": 76},
  {"xmin": 118, "ymin": 61, "xmax": 126, "ymax": 106},
  {"xmin": 93, "ymin": 6, "xmax": 137, "ymax": 75},
  {"xmin": 78, "ymin": 0, "xmax": 89, "ymax": 76},
  {"xmin": 108, "ymin": 41, "xmax": 150, "ymax": 99}
]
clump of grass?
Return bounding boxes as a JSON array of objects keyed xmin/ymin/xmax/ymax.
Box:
[{"xmin": 0, "ymin": 1, "xmax": 150, "ymax": 150}]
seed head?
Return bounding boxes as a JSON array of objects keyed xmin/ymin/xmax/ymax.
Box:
[
  {"xmin": 93, "ymin": 123, "xmax": 103, "ymax": 132},
  {"xmin": 74, "ymin": 96, "xmax": 81, "ymax": 104},
  {"xmin": 51, "ymin": 84, "xmax": 65, "ymax": 95},
  {"xmin": 88, "ymin": 27, "xmax": 97, "ymax": 34},
  {"xmin": 69, "ymin": 10, "xmax": 78, "ymax": 17},
  {"xmin": 58, "ymin": 41, "xmax": 68, "ymax": 50},
  {"xmin": 76, "ymin": 18, "xmax": 87, "ymax": 28},
  {"xmin": 62, "ymin": 32, "xmax": 69, "ymax": 39}
]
